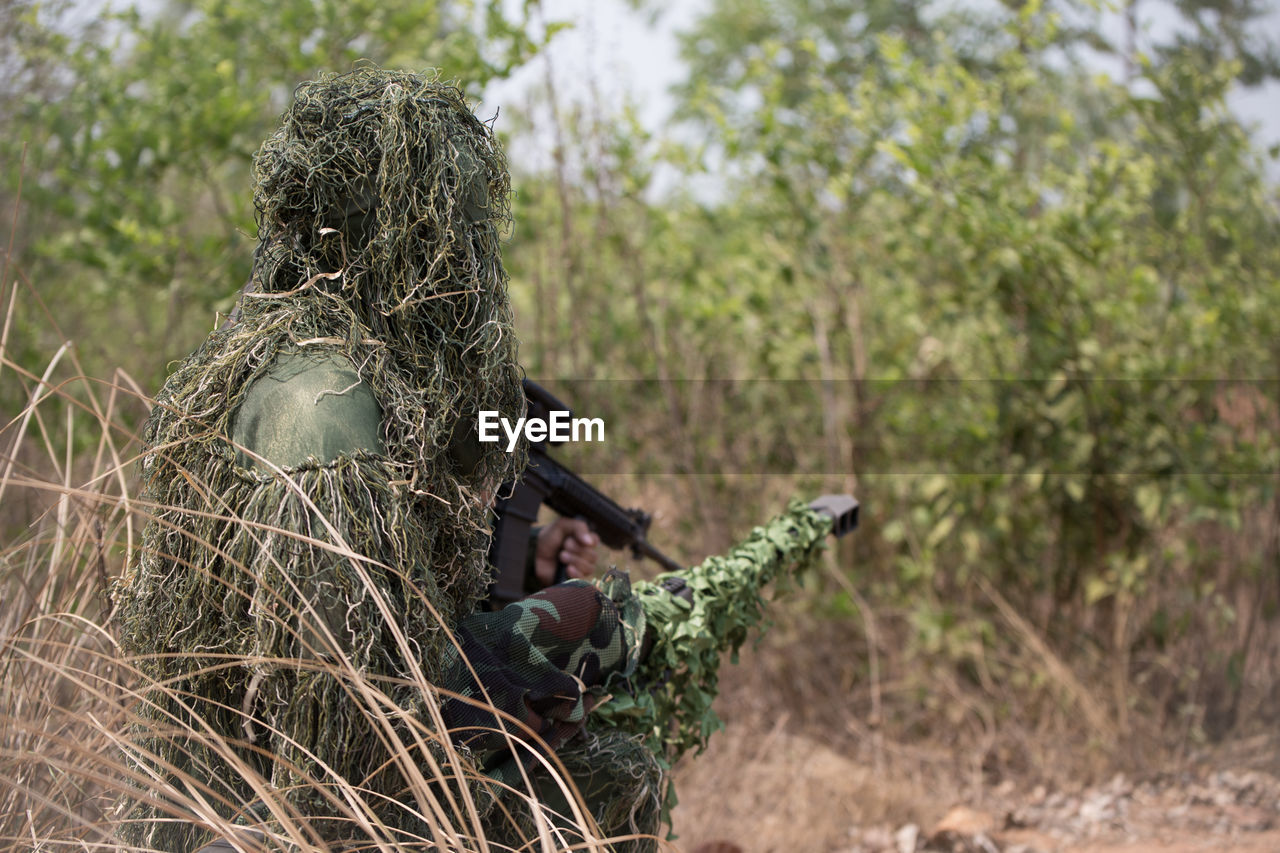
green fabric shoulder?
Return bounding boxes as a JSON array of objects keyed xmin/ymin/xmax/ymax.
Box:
[{"xmin": 230, "ymin": 349, "xmax": 385, "ymax": 470}]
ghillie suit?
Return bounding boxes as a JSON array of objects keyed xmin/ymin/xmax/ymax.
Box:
[{"xmin": 113, "ymin": 69, "xmax": 527, "ymax": 851}]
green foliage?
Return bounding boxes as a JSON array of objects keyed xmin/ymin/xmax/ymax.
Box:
[
  {"xmin": 592, "ymin": 501, "xmax": 832, "ymax": 826},
  {"xmin": 5, "ymin": 0, "xmax": 1279, "ymax": 801},
  {"xmin": 1149, "ymin": 0, "xmax": 1280, "ymax": 86},
  {"xmin": 505, "ymin": 0, "xmax": 1278, "ymax": 744},
  {"xmin": 5, "ymin": 0, "xmax": 541, "ymax": 386}
]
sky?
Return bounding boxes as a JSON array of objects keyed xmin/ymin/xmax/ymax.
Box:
[{"xmin": 479, "ymin": 1, "xmax": 700, "ymax": 176}]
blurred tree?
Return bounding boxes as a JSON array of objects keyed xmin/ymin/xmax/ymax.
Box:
[{"xmin": 1157, "ymin": 0, "xmax": 1280, "ymax": 85}]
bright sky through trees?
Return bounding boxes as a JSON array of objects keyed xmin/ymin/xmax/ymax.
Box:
[{"xmin": 483, "ymin": 0, "xmax": 1280, "ymax": 175}]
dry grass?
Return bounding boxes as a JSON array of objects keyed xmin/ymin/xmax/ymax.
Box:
[
  {"xmin": 6, "ymin": 317, "xmax": 1276, "ymax": 851},
  {"xmin": 5, "ymin": 213, "xmax": 1277, "ymax": 851},
  {"xmin": 0, "ymin": 262, "xmax": 656, "ymax": 851}
]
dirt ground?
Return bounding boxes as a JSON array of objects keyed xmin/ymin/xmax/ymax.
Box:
[
  {"xmin": 670, "ymin": 724, "xmax": 1280, "ymax": 853},
  {"xmin": 665, "ymin": 634, "xmax": 1280, "ymax": 853}
]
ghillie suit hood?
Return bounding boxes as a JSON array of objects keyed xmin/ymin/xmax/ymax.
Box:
[{"xmin": 114, "ymin": 69, "xmax": 525, "ymax": 850}]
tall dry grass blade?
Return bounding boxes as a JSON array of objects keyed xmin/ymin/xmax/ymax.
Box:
[
  {"xmin": 819, "ymin": 547, "xmax": 885, "ymax": 774},
  {"xmin": 46, "ymin": 405, "xmax": 74, "ymax": 590},
  {"xmin": 0, "ymin": 268, "xmax": 18, "ymax": 389},
  {"xmin": 58, "ymin": 343, "xmax": 147, "ymax": 576},
  {"xmin": 92, "ymin": 370, "xmax": 142, "ymax": 563},
  {"xmin": 0, "ymin": 340, "xmax": 71, "ymax": 507}
]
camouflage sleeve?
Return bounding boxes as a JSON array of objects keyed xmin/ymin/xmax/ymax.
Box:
[{"xmin": 440, "ymin": 573, "xmax": 645, "ymax": 772}]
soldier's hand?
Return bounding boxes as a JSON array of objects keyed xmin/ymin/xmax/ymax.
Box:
[{"xmin": 535, "ymin": 518, "xmax": 599, "ymax": 586}]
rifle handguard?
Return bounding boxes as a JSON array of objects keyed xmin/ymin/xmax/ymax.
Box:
[{"xmin": 808, "ymin": 494, "xmax": 860, "ymax": 538}]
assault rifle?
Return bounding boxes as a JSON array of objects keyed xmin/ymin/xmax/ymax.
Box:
[{"xmin": 487, "ymin": 379, "xmax": 684, "ymax": 607}]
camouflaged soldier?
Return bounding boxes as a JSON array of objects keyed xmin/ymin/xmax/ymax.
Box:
[{"xmin": 113, "ymin": 69, "xmax": 655, "ymax": 852}]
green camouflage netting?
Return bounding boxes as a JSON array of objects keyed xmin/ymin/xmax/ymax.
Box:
[
  {"xmin": 113, "ymin": 69, "xmax": 526, "ymax": 851},
  {"xmin": 594, "ymin": 499, "xmax": 833, "ymax": 823}
]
